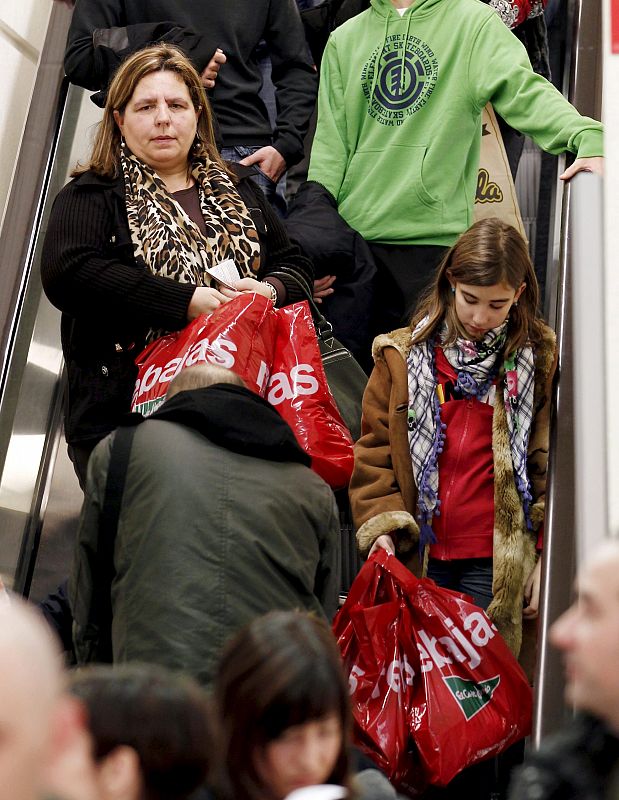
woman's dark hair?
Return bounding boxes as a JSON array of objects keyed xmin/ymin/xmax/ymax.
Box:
[
  {"xmin": 411, "ymin": 217, "xmax": 545, "ymax": 354},
  {"xmin": 69, "ymin": 663, "xmax": 210, "ymax": 800},
  {"xmin": 211, "ymin": 611, "xmax": 352, "ymax": 800}
]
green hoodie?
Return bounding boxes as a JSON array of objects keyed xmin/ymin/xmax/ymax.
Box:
[{"xmin": 308, "ymin": 0, "xmax": 603, "ymax": 246}]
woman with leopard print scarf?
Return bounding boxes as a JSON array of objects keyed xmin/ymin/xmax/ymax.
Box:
[{"xmin": 42, "ymin": 43, "xmax": 314, "ymax": 487}]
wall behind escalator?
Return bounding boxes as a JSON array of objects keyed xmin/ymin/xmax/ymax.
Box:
[{"xmin": 0, "ymin": 1, "xmax": 52, "ymax": 226}]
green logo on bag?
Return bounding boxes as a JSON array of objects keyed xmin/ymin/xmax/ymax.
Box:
[{"xmin": 443, "ymin": 675, "xmax": 500, "ymax": 721}]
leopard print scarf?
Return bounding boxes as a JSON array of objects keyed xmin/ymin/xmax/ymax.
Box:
[{"xmin": 121, "ymin": 144, "xmax": 261, "ymax": 289}]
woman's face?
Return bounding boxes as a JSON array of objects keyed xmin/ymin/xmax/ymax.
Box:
[
  {"xmin": 450, "ymin": 280, "xmax": 525, "ymax": 340},
  {"xmin": 113, "ymin": 70, "xmax": 199, "ymax": 175},
  {"xmin": 254, "ymin": 714, "xmax": 343, "ymax": 800}
]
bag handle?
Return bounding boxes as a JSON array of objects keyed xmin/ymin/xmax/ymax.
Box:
[
  {"xmin": 343, "ymin": 550, "xmax": 421, "ymax": 609},
  {"xmin": 267, "ymin": 270, "xmax": 337, "ymax": 349},
  {"xmin": 371, "ymin": 549, "xmax": 421, "ymax": 594}
]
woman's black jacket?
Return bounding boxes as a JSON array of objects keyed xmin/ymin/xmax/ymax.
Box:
[{"xmin": 41, "ymin": 164, "xmax": 313, "ymax": 446}]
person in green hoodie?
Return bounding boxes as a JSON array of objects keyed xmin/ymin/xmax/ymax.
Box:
[{"xmin": 307, "ymin": 0, "xmax": 603, "ymax": 337}]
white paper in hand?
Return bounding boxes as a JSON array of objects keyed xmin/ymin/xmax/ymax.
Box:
[
  {"xmin": 205, "ymin": 258, "xmax": 241, "ymax": 290},
  {"xmin": 284, "ymin": 786, "xmax": 348, "ymax": 800}
]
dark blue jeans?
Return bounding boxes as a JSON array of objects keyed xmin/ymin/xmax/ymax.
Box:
[
  {"xmin": 426, "ymin": 557, "xmax": 494, "ymax": 611},
  {"xmin": 221, "ymin": 144, "xmax": 287, "ymax": 216}
]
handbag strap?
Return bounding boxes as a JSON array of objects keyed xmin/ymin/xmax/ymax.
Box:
[
  {"xmin": 94, "ymin": 423, "xmax": 138, "ymax": 661},
  {"xmin": 267, "ymin": 270, "xmax": 336, "ymax": 348},
  {"xmin": 100, "ymin": 424, "xmax": 138, "ymax": 538}
]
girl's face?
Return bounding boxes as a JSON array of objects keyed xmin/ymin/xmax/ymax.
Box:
[
  {"xmin": 254, "ymin": 714, "xmax": 343, "ymax": 800},
  {"xmin": 449, "ymin": 279, "xmax": 525, "ymax": 341}
]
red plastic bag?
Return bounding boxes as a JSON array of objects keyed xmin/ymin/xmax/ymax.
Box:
[
  {"xmin": 268, "ymin": 302, "xmax": 354, "ymax": 489},
  {"xmin": 333, "ymin": 556, "xmax": 425, "ymax": 793},
  {"xmin": 131, "ymin": 295, "xmax": 353, "ymax": 489},
  {"xmin": 131, "ymin": 293, "xmax": 277, "ymax": 415},
  {"xmin": 334, "ymin": 550, "xmax": 532, "ymax": 789}
]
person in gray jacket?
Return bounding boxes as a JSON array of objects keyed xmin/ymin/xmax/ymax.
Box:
[{"xmin": 69, "ymin": 365, "xmax": 340, "ymax": 686}]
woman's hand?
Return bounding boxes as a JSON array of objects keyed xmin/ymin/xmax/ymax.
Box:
[
  {"xmin": 221, "ymin": 278, "xmax": 273, "ymax": 300},
  {"xmin": 523, "ymin": 557, "xmax": 542, "ymax": 620},
  {"xmin": 187, "ymin": 287, "xmax": 232, "ymax": 320},
  {"xmin": 313, "ymin": 275, "xmax": 336, "ymax": 304},
  {"xmin": 368, "ymin": 534, "xmax": 395, "ymax": 557}
]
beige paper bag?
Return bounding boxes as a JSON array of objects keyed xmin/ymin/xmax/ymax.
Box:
[{"xmin": 474, "ymin": 104, "xmax": 526, "ymax": 238}]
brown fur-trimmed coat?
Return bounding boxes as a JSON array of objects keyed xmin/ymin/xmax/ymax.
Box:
[{"xmin": 349, "ymin": 324, "xmax": 557, "ymax": 657}]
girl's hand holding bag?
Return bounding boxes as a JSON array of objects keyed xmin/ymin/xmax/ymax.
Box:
[{"xmin": 333, "ymin": 549, "xmax": 533, "ymax": 790}]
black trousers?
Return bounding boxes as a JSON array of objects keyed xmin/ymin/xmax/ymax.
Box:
[
  {"xmin": 368, "ymin": 242, "xmax": 448, "ymax": 340},
  {"xmin": 38, "ymin": 440, "xmax": 98, "ymax": 657},
  {"xmin": 67, "ymin": 441, "xmax": 98, "ymax": 491}
]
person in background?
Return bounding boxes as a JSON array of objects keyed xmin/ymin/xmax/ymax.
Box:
[
  {"xmin": 63, "ymin": 0, "xmax": 317, "ymax": 206},
  {"xmin": 70, "ymin": 366, "xmax": 340, "ymax": 683},
  {"xmin": 210, "ymin": 610, "xmax": 399, "ymax": 800},
  {"xmin": 350, "ymin": 218, "xmax": 557, "ymax": 798},
  {"xmin": 42, "ymin": 44, "xmax": 313, "ymax": 488},
  {"xmin": 0, "ymin": 599, "xmax": 88, "ymax": 800},
  {"xmin": 509, "ymin": 541, "xmax": 619, "ymax": 800},
  {"xmin": 257, "ymin": 0, "xmax": 320, "ymax": 216},
  {"xmin": 345, "ymin": 0, "xmax": 553, "ymax": 176},
  {"xmin": 285, "ymin": 0, "xmax": 552, "ymax": 362},
  {"xmin": 488, "ymin": 0, "xmax": 552, "ymax": 177},
  {"xmin": 308, "ymin": 0, "xmax": 602, "ymax": 341},
  {"xmin": 63, "ymin": 664, "xmax": 210, "ymax": 800}
]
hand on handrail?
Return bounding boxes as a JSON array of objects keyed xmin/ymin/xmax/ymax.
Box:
[{"xmin": 560, "ymin": 156, "xmax": 603, "ymax": 181}]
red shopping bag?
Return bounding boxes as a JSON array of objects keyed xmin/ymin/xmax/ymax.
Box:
[
  {"xmin": 334, "ymin": 550, "xmax": 532, "ymax": 788},
  {"xmin": 268, "ymin": 301, "xmax": 354, "ymax": 489},
  {"xmin": 406, "ymin": 564, "xmax": 532, "ymax": 786},
  {"xmin": 132, "ymin": 294, "xmax": 353, "ymax": 488},
  {"xmin": 333, "ymin": 554, "xmax": 425, "ymax": 793},
  {"xmin": 131, "ymin": 294, "xmax": 278, "ymax": 415}
]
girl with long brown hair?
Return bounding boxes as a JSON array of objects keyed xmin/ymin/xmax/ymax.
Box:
[
  {"xmin": 351, "ymin": 217, "xmax": 556, "ymax": 649},
  {"xmin": 349, "ymin": 218, "xmax": 557, "ymax": 797}
]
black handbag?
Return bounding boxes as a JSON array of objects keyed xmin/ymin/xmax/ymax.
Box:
[{"xmin": 269, "ymin": 271, "xmax": 367, "ymax": 441}]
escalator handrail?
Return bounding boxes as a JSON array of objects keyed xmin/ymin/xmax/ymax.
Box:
[
  {"xmin": 0, "ymin": 4, "xmax": 72, "ymax": 410},
  {"xmin": 532, "ymin": 0, "xmax": 604, "ymax": 743}
]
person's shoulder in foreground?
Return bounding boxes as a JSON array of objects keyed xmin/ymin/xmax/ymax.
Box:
[
  {"xmin": 510, "ymin": 714, "xmax": 619, "ymax": 800},
  {"xmin": 509, "ymin": 541, "xmax": 619, "ymax": 800}
]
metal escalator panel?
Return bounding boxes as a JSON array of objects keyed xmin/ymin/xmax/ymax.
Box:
[{"xmin": 0, "ymin": 2, "xmax": 102, "ymax": 599}]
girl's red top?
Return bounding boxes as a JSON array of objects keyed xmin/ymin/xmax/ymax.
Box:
[
  {"xmin": 429, "ymin": 347, "xmax": 543, "ymax": 560},
  {"xmin": 429, "ymin": 348, "xmax": 495, "ymax": 560}
]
